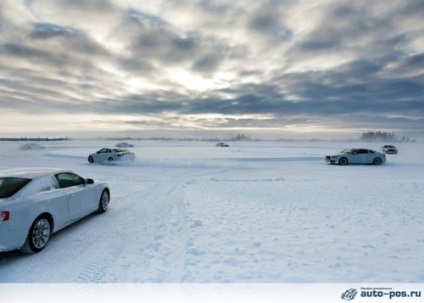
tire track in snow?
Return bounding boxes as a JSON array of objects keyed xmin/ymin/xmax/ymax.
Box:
[
  {"xmin": 70, "ymin": 178, "xmax": 179, "ymax": 282},
  {"xmin": 64, "ymin": 171, "xmax": 190, "ymax": 282},
  {"xmin": 129, "ymin": 181, "xmax": 189, "ymax": 282}
]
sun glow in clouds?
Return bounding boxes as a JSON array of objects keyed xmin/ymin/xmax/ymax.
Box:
[{"xmin": 167, "ymin": 68, "xmax": 216, "ymax": 92}]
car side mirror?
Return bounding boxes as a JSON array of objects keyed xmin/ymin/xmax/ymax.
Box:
[{"xmin": 86, "ymin": 178, "xmax": 94, "ymax": 185}]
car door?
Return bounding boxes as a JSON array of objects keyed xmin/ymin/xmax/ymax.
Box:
[
  {"xmin": 93, "ymin": 148, "xmax": 109, "ymax": 162},
  {"xmin": 55, "ymin": 172, "xmax": 95, "ymax": 221},
  {"xmin": 36, "ymin": 189, "xmax": 70, "ymax": 230},
  {"xmin": 354, "ymin": 149, "xmax": 369, "ymax": 164},
  {"xmin": 365, "ymin": 150, "xmax": 378, "ymax": 163}
]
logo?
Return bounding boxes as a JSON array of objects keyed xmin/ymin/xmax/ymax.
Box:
[{"xmin": 341, "ymin": 288, "xmax": 358, "ymax": 301}]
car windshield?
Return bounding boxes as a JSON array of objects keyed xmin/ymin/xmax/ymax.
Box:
[
  {"xmin": 340, "ymin": 148, "xmax": 353, "ymax": 154},
  {"xmin": 0, "ymin": 177, "xmax": 32, "ymax": 198}
]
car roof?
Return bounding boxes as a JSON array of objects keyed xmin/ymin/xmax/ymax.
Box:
[
  {"xmin": 0, "ymin": 167, "xmax": 63, "ymax": 179},
  {"xmin": 341, "ymin": 148, "xmax": 379, "ymax": 153},
  {"xmin": 348, "ymin": 148, "xmax": 376, "ymax": 150},
  {"xmin": 100, "ymin": 147, "xmax": 128, "ymax": 151}
]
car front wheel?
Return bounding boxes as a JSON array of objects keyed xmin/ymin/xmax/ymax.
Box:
[
  {"xmin": 21, "ymin": 216, "xmax": 52, "ymax": 254},
  {"xmin": 373, "ymin": 157, "xmax": 382, "ymax": 165},
  {"xmin": 339, "ymin": 157, "xmax": 348, "ymax": 166},
  {"xmin": 96, "ymin": 190, "xmax": 110, "ymax": 214},
  {"xmin": 88, "ymin": 156, "xmax": 94, "ymax": 163}
]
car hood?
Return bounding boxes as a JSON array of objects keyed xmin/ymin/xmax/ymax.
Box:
[{"xmin": 327, "ymin": 153, "xmax": 344, "ymax": 157}]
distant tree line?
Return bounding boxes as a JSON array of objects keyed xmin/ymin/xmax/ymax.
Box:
[
  {"xmin": 0, "ymin": 137, "xmax": 70, "ymax": 142},
  {"xmin": 98, "ymin": 133, "xmax": 255, "ymax": 142},
  {"xmin": 230, "ymin": 133, "xmax": 252, "ymax": 141},
  {"xmin": 361, "ymin": 131, "xmax": 414, "ymax": 142}
]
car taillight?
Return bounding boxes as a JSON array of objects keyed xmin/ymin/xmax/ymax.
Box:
[{"xmin": 0, "ymin": 211, "xmax": 9, "ymax": 222}]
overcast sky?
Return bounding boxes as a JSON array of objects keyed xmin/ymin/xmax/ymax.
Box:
[{"xmin": 1, "ymin": 0, "xmax": 423, "ymax": 139}]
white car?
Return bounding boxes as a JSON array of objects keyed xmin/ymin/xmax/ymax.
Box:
[
  {"xmin": 0, "ymin": 168, "xmax": 110, "ymax": 253},
  {"xmin": 88, "ymin": 148, "xmax": 135, "ymax": 163},
  {"xmin": 115, "ymin": 142, "xmax": 134, "ymax": 148},
  {"xmin": 325, "ymin": 148, "xmax": 386, "ymax": 166},
  {"xmin": 381, "ymin": 145, "xmax": 398, "ymax": 154}
]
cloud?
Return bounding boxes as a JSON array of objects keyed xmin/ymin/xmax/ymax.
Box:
[{"xmin": 0, "ymin": 0, "xmax": 423, "ymax": 138}]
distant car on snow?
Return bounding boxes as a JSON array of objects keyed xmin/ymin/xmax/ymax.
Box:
[
  {"xmin": 381, "ymin": 145, "xmax": 398, "ymax": 154},
  {"xmin": 325, "ymin": 148, "xmax": 386, "ymax": 166},
  {"xmin": 0, "ymin": 168, "xmax": 110, "ymax": 253},
  {"xmin": 115, "ymin": 142, "xmax": 134, "ymax": 148},
  {"xmin": 216, "ymin": 142, "xmax": 229, "ymax": 147},
  {"xmin": 19, "ymin": 143, "xmax": 45, "ymax": 150},
  {"xmin": 88, "ymin": 148, "xmax": 135, "ymax": 163}
]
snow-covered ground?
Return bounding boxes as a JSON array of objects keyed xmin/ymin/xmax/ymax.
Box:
[{"xmin": 1, "ymin": 140, "xmax": 423, "ymax": 283}]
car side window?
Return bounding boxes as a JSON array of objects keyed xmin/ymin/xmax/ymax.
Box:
[
  {"xmin": 55, "ymin": 173, "xmax": 85, "ymax": 188},
  {"xmin": 36, "ymin": 176, "xmax": 60, "ymax": 193},
  {"xmin": 357, "ymin": 149, "xmax": 368, "ymax": 154},
  {"xmin": 0, "ymin": 178, "xmax": 32, "ymax": 198}
]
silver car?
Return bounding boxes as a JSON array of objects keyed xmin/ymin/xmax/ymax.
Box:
[
  {"xmin": 381, "ymin": 145, "xmax": 398, "ymax": 154},
  {"xmin": 88, "ymin": 148, "xmax": 135, "ymax": 163},
  {"xmin": 0, "ymin": 168, "xmax": 110, "ymax": 253},
  {"xmin": 325, "ymin": 148, "xmax": 386, "ymax": 166},
  {"xmin": 115, "ymin": 142, "xmax": 134, "ymax": 148}
]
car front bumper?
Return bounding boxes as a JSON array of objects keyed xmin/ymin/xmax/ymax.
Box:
[{"xmin": 325, "ymin": 156, "xmax": 338, "ymax": 164}]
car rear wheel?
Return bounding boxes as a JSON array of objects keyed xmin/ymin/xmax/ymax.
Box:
[
  {"xmin": 21, "ymin": 216, "xmax": 52, "ymax": 254},
  {"xmin": 108, "ymin": 157, "xmax": 114, "ymax": 161},
  {"xmin": 373, "ymin": 157, "xmax": 382, "ymax": 165},
  {"xmin": 339, "ymin": 157, "xmax": 348, "ymax": 166},
  {"xmin": 96, "ymin": 190, "xmax": 109, "ymax": 214}
]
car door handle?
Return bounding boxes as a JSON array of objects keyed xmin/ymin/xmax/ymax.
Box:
[{"xmin": 67, "ymin": 194, "xmax": 74, "ymax": 199}]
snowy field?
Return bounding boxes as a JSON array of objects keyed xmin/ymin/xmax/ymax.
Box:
[{"xmin": 0, "ymin": 139, "xmax": 423, "ymax": 283}]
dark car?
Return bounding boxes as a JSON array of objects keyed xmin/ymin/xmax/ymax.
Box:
[{"xmin": 216, "ymin": 143, "xmax": 229, "ymax": 147}]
